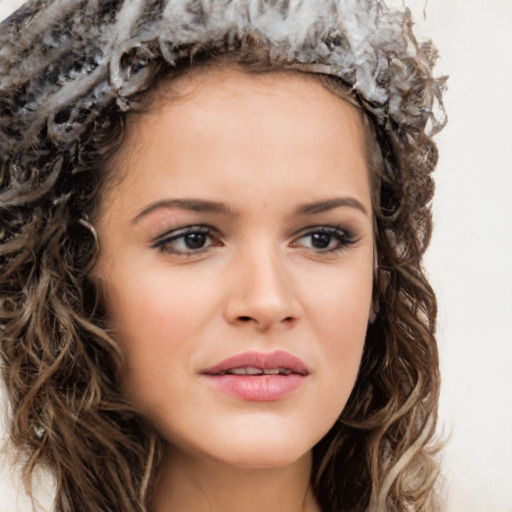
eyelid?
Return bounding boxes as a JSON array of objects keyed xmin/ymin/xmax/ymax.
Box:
[
  {"xmin": 149, "ymin": 223, "xmax": 359, "ymax": 257},
  {"xmin": 151, "ymin": 225, "xmax": 212, "ymax": 244},
  {"xmin": 290, "ymin": 224, "xmax": 355, "ymax": 240},
  {"xmin": 151, "ymin": 225, "xmax": 221, "ymax": 255},
  {"xmin": 290, "ymin": 225, "xmax": 357, "ymax": 252}
]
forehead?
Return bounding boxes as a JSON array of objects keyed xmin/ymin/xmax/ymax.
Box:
[
  {"xmin": 105, "ymin": 67, "xmax": 372, "ymax": 218},
  {"xmin": 129, "ymin": 66, "xmax": 365, "ymax": 143}
]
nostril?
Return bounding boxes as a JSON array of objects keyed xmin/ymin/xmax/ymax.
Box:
[{"xmin": 237, "ymin": 315, "xmax": 295, "ymax": 324}]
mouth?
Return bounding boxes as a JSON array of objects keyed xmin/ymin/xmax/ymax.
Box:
[
  {"xmin": 214, "ymin": 367, "xmax": 297, "ymax": 376},
  {"xmin": 201, "ymin": 350, "xmax": 309, "ymax": 401},
  {"xmin": 201, "ymin": 350, "xmax": 309, "ymax": 377}
]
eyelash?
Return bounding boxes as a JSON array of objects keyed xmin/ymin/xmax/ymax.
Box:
[
  {"xmin": 151, "ymin": 225, "xmax": 356, "ymax": 256},
  {"xmin": 291, "ymin": 225, "xmax": 356, "ymax": 253},
  {"xmin": 152, "ymin": 225, "xmax": 221, "ymax": 255}
]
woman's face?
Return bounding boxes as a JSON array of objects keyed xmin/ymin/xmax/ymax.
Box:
[{"xmin": 94, "ymin": 68, "xmax": 374, "ymax": 469}]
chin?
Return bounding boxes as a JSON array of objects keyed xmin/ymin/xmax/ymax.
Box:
[
  {"xmin": 195, "ymin": 423, "xmax": 318, "ymax": 470},
  {"xmin": 213, "ymin": 443, "xmax": 311, "ymax": 470}
]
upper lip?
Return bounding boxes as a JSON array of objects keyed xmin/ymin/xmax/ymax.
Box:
[{"xmin": 202, "ymin": 350, "xmax": 309, "ymax": 376}]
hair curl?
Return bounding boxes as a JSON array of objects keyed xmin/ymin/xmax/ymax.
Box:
[{"xmin": 0, "ymin": 1, "xmax": 446, "ymax": 511}]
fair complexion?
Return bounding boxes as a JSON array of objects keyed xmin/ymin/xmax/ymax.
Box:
[{"xmin": 94, "ymin": 68, "xmax": 374, "ymax": 512}]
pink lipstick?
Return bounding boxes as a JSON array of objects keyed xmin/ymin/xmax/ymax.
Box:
[{"xmin": 201, "ymin": 350, "xmax": 309, "ymax": 401}]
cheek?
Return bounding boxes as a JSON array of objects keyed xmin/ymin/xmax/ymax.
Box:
[
  {"xmin": 107, "ymin": 260, "xmax": 216, "ymax": 334},
  {"xmin": 300, "ymin": 259, "xmax": 372, "ymax": 399},
  {"xmin": 100, "ymin": 265, "xmax": 219, "ymax": 398},
  {"xmin": 303, "ymin": 255, "xmax": 373, "ymax": 335}
]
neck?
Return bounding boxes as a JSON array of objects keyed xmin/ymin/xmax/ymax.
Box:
[{"xmin": 152, "ymin": 446, "xmax": 321, "ymax": 512}]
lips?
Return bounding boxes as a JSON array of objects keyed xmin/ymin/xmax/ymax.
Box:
[
  {"xmin": 201, "ymin": 350, "xmax": 309, "ymax": 401},
  {"xmin": 202, "ymin": 350, "xmax": 309, "ymax": 376}
]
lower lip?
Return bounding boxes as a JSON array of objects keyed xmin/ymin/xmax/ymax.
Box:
[{"xmin": 203, "ymin": 374, "xmax": 306, "ymax": 401}]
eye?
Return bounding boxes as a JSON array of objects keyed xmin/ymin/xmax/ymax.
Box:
[
  {"xmin": 291, "ymin": 226, "xmax": 355, "ymax": 253},
  {"xmin": 152, "ymin": 226, "xmax": 220, "ymax": 255}
]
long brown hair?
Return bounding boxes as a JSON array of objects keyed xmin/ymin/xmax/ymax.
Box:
[{"xmin": 0, "ymin": 1, "xmax": 446, "ymax": 511}]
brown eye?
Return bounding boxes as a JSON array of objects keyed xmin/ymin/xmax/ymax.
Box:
[
  {"xmin": 152, "ymin": 226, "xmax": 219, "ymax": 255},
  {"xmin": 182, "ymin": 232, "xmax": 208, "ymax": 249},
  {"xmin": 310, "ymin": 232, "xmax": 332, "ymax": 249},
  {"xmin": 293, "ymin": 226, "xmax": 355, "ymax": 253}
]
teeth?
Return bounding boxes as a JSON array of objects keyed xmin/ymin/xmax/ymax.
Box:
[
  {"xmin": 224, "ymin": 367, "xmax": 293, "ymax": 376},
  {"xmin": 229, "ymin": 367, "xmax": 263, "ymax": 375}
]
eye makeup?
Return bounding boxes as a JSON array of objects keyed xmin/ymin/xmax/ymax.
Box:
[
  {"xmin": 290, "ymin": 225, "xmax": 357, "ymax": 253},
  {"xmin": 150, "ymin": 222, "xmax": 359, "ymax": 260},
  {"xmin": 151, "ymin": 225, "xmax": 222, "ymax": 255}
]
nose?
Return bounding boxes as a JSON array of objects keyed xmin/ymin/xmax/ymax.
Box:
[{"xmin": 223, "ymin": 244, "xmax": 301, "ymax": 331}]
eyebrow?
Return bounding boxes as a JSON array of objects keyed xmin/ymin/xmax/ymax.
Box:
[
  {"xmin": 295, "ymin": 197, "xmax": 368, "ymax": 216},
  {"xmin": 132, "ymin": 196, "xmax": 368, "ymax": 224},
  {"xmin": 132, "ymin": 198, "xmax": 238, "ymax": 224}
]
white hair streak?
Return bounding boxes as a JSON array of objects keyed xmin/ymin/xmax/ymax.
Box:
[{"xmin": 0, "ymin": 0, "xmax": 446, "ymax": 153}]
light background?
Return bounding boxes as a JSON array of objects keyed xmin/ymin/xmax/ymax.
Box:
[{"xmin": 1, "ymin": 0, "xmax": 511, "ymax": 511}]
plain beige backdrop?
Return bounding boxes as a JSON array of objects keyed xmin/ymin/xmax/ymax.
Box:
[{"xmin": 1, "ymin": 0, "xmax": 511, "ymax": 511}]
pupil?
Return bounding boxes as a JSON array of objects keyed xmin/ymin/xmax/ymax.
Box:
[
  {"xmin": 311, "ymin": 233, "xmax": 331, "ymax": 249},
  {"xmin": 185, "ymin": 233, "xmax": 207, "ymax": 249}
]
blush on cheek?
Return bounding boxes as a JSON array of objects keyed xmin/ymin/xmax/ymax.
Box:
[{"xmin": 112, "ymin": 274, "xmax": 218, "ymax": 388}]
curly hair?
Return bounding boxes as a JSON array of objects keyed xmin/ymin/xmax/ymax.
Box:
[{"xmin": 0, "ymin": 1, "xmax": 447, "ymax": 511}]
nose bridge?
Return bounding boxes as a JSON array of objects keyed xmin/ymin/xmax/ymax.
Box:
[{"xmin": 225, "ymin": 238, "xmax": 299, "ymax": 330}]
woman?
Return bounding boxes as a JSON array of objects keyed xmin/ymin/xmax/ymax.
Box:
[{"xmin": 0, "ymin": 1, "xmax": 446, "ymax": 511}]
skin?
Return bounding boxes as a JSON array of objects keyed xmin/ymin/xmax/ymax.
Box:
[{"xmin": 94, "ymin": 68, "xmax": 374, "ymax": 512}]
